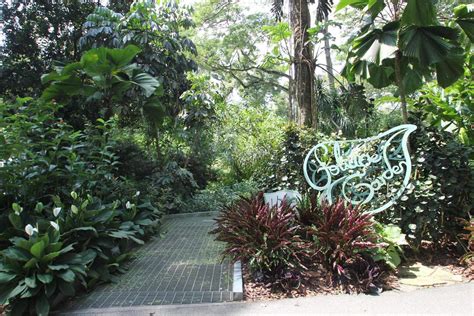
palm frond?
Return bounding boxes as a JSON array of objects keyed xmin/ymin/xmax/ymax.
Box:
[{"xmin": 316, "ymin": 0, "xmax": 334, "ymax": 22}]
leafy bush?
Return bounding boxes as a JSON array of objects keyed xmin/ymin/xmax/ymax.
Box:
[
  {"xmin": 0, "ymin": 226, "xmax": 96, "ymax": 315},
  {"xmin": 0, "ymin": 99, "xmax": 163, "ymax": 313},
  {"xmin": 381, "ymin": 117, "xmax": 474, "ymax": 246},
  {"xmin": 186, "ymin": 180, "xmax": 259, "ymax": 213},
  {"xmin": 260, "ymin": 124, "xmax": 335, "ymax": 193},
  {"xmin": 210, "ymin": 193, "xmax": 312, "ymax": 282}
]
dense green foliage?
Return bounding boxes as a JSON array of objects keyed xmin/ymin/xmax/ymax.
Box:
[
  {"xmin": 0, "ymin": 99, "xmax": 161, "ymax": 314},
  {"xmin": 0, "ymin": 0, "xmax": 473, "ymax": 312}
]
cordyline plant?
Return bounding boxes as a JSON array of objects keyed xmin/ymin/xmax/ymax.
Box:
[
  {"xmin": 210, "ymin": 192, "xmax": 313, "ymax": 283},
  {"xmin": 300, "ymin": 196, "xmax": 383, "ymax": 291}
]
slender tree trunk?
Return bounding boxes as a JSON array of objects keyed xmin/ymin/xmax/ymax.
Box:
[
  {"xmin": 394, "ymin": 51, "xmax": 409, "ymax": 123},
  {"xmin": 322, "ymin": 18, "xmax": 335, "ymax": 93},
  {"xmin": 289, "ymin": 0, "xmax": 315, "ymax": 128}
]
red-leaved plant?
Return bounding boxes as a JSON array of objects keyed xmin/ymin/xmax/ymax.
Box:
[
  {"xmin": 210, "ymin": 192, "xmax": 313, "ymax": 282},
  {"xmin": 298, "ymin": 195, "xmax": 383, "ymax": 291}
]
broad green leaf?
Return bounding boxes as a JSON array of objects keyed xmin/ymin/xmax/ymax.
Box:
[
  {"xmin": 58, "ymin": 270, "xmax": 75, "ymax": 283},
  {"xmin": 107, "ymin": 45, "xmax": 141, "ymax": 68},
  {"xmin": 402, "ymin": 68, "xmax": 423, "ymax": 94},
  {"xmin": 399, "ymin": 26, "xmax": 459, "ymax": 66},
  {"xmin": 24, "ymin": 275, "xmax": 37, "ymax": 288},
  {"xmin": 36, "ymin": 294, "xmax": 50, "ymax": 316},
  {"xmin": 30, "ymin": 240, "xmax": 45, "ymax": 258},
  {"xmin": 454, "ymin": 4, "xmax": 474, "ymax": 42},
  {"xmin": 401, "ymin": 0, "xmax": 436, "ymax": 26},
  {"xmin": 131, "ymin": 72, "xmax": 160, "ymax": 97},
  {"xmin": 2, "ymin": 247, "xmax": 31, "ymax": 262},
  {"xmin": 336, "ymin": 0, "xmax": 368, "ymax": 11},
  {"xmin": 41, "ymin": 251, "xmax": 61, "ymax": 263},
  {"xmin": 79, "ymin": 249, "xmax": 97, "ymax": 265},
  {"xmin": 23, "ymin": 257, "xmax": 38, "ymax": 269},
  {"xmin": 386, "ymin": 246, "xmax": 402, "ymax": 269},
  {"xmin": 435, "ymin": 48, "xmax": 465, "ymax": 88},
  {"xmin": 367, "ymin": 0, "xmax": 385, "ymax": 18},
  {"xmin": 367, "ymin": 63, "xmax": 394, "ymax": 88},
  {"xmin": 8, "ymin": 213, "xmax": 23, "ymax": 230},
  {"xmin": 0, "ymin": 272, "xmax": 16, "ymax": 284},
  {"xmin": 352, "ymin": 22, "xmax": 398, "ymax": 65},
  {"xmin": 37, "ymin": 273, "xmax": 53, "ymax": 284}
]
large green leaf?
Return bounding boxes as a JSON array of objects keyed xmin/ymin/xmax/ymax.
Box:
[
  {"xmin": 367, "ymin": 63, "xmax": 394, "ymax": 88},
  {"xmin": 30, "ymin": 241, "xmax": 45, "ymax": 258},
  {"xmin": 37, "ymin": 273, "xmax": 53, "ymax": 284},
  {"xmin": 107, "ymin": 45, "xmax": 141, "ymax": 68},
  {"xmin": 0, "ymin": 272, "xmax": 16, "ymax": 284},
  {"xmin": 401, "ymin": 0, "xmax": 436, "ymax": 26},
  {"xmin": 35, "ymin": 294, "xmax": 50, "ymax": 316},
  {"xmin": 2, "ymin": 247, "xmax": 31, "ymax": 262},
  {"xmin": 352, "ymin": 22, "xmax": 399, "ymax": 65},
  {"xmin": 435, "ymin": 48, "xmax": 465, "ymax": 88},
  {"xmin": 399, "ymin": 26, "xmax": 459, "ymax": 66},
  {"xmin": 336, "ymin": 0, "xmax": 368, "ymax": 11},
  {"xmin": 454, "ymin": 4, "xmax": 474, "ymax": 42},
  {"xmin": 58, "ymin": 270, "xmax": 75, "ymax": 282},
  {"xmin": 402, "ymin": 67, "xmax": 423, "ymax": 94},
  {"xmin": 131, "ymin": 72, "xmax": 160, "ymax": 97}
]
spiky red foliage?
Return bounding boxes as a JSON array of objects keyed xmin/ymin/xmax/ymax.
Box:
[
  {"xmin": 210, "ymin": 192, "xmax": 313, "ymax": 278},
  {"xmin": 307, "ymin": 198, "xmax": 378, "ymax": 276}
]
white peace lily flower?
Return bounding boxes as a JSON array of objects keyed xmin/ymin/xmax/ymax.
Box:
[
  {"xmin": 50, "ymin": 221, "xmax": 60, "ymax": 231},
  {"xmin": 53, "ymin": 207, "xmax": 62, "ymax": 217},
  {"xmin": 135, "ymin": 191, "xmax": 140, "ymax": 197},
  {"xmin": 126, "ymin": 201, "xmax": 132, "ymax": 209},
  {"xmin": 25, "ymin": 224, "xmax": 36, "ymax": 236}
]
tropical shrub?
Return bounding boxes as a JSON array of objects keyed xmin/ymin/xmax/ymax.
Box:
[
  {"xmin": 186, "ymin": 180, "xmax": 259, "ymax": 213},
  {"xmin": 0, "ymin": 98, "xmax": 163, "ymax": 313},
  {"xmin": 261, "ymin": 124, "xmax": 335, "ymax": 193},
  {"xmin": 0, "ymin": 226, "xmax": 96, "ymax": 315},
  {"xmin": 381, "ymin": 116, "xmax": 474, "ymax": 247},
  {"xmin": 210, "ymin": 193, "xmax": 312, "ymax": 283}
]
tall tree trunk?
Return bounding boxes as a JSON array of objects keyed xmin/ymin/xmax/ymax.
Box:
[
  {"xmin": 322, "ymin": 18, "xmax": 335, "ymax": 93},
  {"xmin": 289, "ymin": 0, "xmax": 315, "ymax": 128},
  {"xmin": 395, "ymin": 52, "xmax": 409, "ymax": 123},
  {"xmin": 393, "ymin": 3, "xmax": 408, "ymax": 124}
]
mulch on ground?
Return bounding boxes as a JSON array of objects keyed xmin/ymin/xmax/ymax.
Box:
[{"xmin": 243, "ymin": 243, "xmax": 472, "ymax": 301}]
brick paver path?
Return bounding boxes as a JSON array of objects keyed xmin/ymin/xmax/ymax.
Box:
[{"xmin": 66, "ymin": 213, "xmax": 233, "ymax": 310}]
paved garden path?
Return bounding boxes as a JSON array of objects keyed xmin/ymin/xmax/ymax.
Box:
[{"xmin": 66, "ymin": 212, "xmax": 234, "ymax": 311}]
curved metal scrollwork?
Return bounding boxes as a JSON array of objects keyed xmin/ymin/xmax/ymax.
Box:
[{"xmin": 303, "ymin": 124, "xmax": 417, "ymax": 214}]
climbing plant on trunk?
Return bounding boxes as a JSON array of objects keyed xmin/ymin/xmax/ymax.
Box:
[
  {"xmin": 273, "ymin": 0, "xmax": 334, "ymax": 128},
  {"xmin": 339, "ymin": 0, "xmax": 473, "ymax": 123}
]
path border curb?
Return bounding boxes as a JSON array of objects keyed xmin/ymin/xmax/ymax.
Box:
[{"xmin": 232, "ymin": 260, "xmax": 243, "ymax": 301}]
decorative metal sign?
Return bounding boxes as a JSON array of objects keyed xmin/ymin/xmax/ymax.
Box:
[{"xmin": 303, "ymin": 125, "xmax": 417, "ymax": 214}]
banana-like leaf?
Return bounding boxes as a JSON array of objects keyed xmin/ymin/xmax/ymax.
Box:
[
  {"xmin": 352, "ymin": 22, "xmax": 398, "ymax": 65},
  {"xmin": 399, "ymin": 25, "xmax": 459, "ymax": 66},
  {"xmin": 454, "ymin": 4, "xmax": 474, "ymax": 42},
  {"xmin": 401, "ymin": 0, "xmax": 436, "ymax": 26}
]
